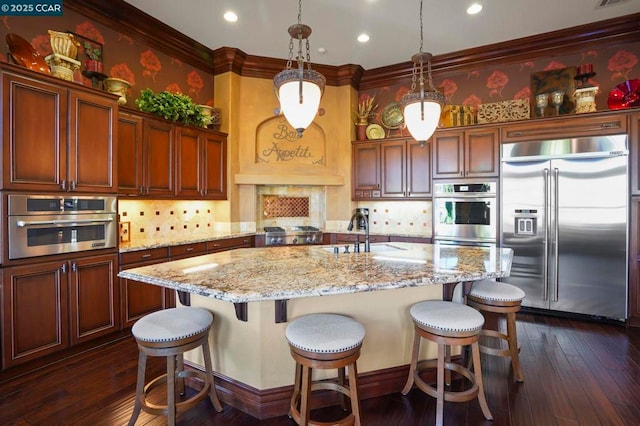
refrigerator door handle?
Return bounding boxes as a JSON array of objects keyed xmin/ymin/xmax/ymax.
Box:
[
  {"xmin": 553, "ymin": 167, "xmax": 560, "ymax": 302},
  {"xmin": 543, "ymin": 168, "xmax": 549, "ymax": 301}
]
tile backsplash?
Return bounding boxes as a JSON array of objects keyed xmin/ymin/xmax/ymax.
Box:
[
  {"xmin": 355, "ymin": 201, "xmax": 432, "ymax": 235},
  {"xmin": 118, "ymin": 199, "xmax": 239, "ymax": 242}
]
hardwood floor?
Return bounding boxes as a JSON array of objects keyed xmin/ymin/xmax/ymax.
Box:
[{"xmin": 1, "ymin": 312, "xmax": 640, "ymax": 425}]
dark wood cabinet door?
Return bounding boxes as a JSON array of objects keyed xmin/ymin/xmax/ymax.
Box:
[
  {"xmin": 381, "ymin": 140, "xmax": 406, "ymax": 198},
  {"xmin": 68, "ymin": 90, "xmax": 117, "ymax": 192},
  {"xmin": 2, "ymin": 261, "xmax": 69, "ymax": 368},
  {"xmin": 352, "ymin": 141, "xmax": 381, "ymax": 199},
  {"xmin": 69, "ymin": 254, "xmax": 119, "ymax": 346},
  {"xmin": 2, "ymin": 72, "xmax": 67, "ymax": 191},
  {"xmin": 432, "ymin": 131, "xmax": 464, "ymax": 178},
  {"xmin": 201, "ymin": 131, "xmax": 227, "ymax": 199},
  {"xmin": 117, "ymin": 112, "xmax": 144, "ymax": 195},
  {"xmin": 465, "ymin": 128, "xmax": 499, "ymax": 177},
  {"xmin": 407, "ymin": 140, "xmax": 432, "ymax": 198},
  {"xmin": 143, "ymin": 118, "xmax": 174, "ymax": 197},
  {"xmin": 175, "ymin": 126, "xmax": 202, "ymax": 198}
]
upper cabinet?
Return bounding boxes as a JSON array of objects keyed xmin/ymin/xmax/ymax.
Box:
[
  {"xmin": 352, "ymin": 138, "xmax": 431, "ymax": 200},
  {"xmin": 118, "ymin": 109, "xmax": 227, "ymax": 199},
  {"xmin": 630, "ymin": 112, "xmax": 640, "ymax": 196},
  {"xmin": 432, "ymin": 127, "xmax": 499, "ymax": 179},
  {"xmin": 1, "ymin": 67, "xmax": 117, "ymax": 193}
]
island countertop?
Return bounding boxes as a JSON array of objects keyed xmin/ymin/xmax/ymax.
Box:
[{"xmin": 118, "ymin": 242, "xmax": 513, "ymax": 303}]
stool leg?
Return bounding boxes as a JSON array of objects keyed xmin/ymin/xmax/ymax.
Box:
[
  {"xmin": 300, "ymin": 365, "xmax": 313, "ymax": 426},
  {"xmin": 436, "ymin": 343, "xmax": 445, "ymax": 426},
  {"xmin": 470, "ymin": 341, "xmax": 493, "ymax": 421},
  {"xmin": 167, "ymin": 354, "xmax": 176, "ymax": 426},
  {"xmin": 202, "ymin": 338, "xmax": 224, "ymax": 412},
  {"xmin": 402, "ymin": 330, "xmax": 421, "ymax": 395},
  {"xmin": 289, "ymin": 362, "xmax": 302, "ymax": 418},
  {"xmin": 338, "ymin": 367, "xmax": 347, "ymax": 410},
  {"xmin": 348, "ymin": 362, "xmax": 362, "ymax": 426},
  {"xmin": 128, "ymin": 351, "xmax": 146, "ymax": 426},
  {"xmin": 176, "ymin": 354, "xmax": 185, "ymax": 396},
  {"xmin": 507, "ymin": 312, "xmax": 524, "ymax": 382}
]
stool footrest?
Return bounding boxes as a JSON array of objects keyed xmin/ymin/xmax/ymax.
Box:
[
  {"xmin": 140, "ymin": 370, "xmax": 211, "ymax": 416},
  {"xmin": 413, "ymin": 359, "xmax": 480, "ymax": 403}
]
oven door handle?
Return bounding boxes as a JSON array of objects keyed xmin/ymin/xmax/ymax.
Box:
[{"xmin": 16, "ymin": 218, "xmax": 114, "ymax": 227}]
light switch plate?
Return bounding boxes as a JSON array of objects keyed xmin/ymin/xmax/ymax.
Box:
[{"xmin": 120, "ymin": 221, "xmax": 131, "ymax": 242}]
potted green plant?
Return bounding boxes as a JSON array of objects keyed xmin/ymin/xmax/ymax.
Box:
[{"xmin": 135, "ymin": 88, "xmax": 210, "ymax": 128}]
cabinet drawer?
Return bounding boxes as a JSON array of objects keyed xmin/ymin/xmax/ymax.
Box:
[
  {"xmin": 120, "ymin": 247, "xmax": 169, "ymax": 265},
  {"xmin": 170, "ymin": 242, "xmax": 207, "ymax": 258},
  {"xmin": 208, "ymin": 236, "xmax": 253, "ymax": 252}
]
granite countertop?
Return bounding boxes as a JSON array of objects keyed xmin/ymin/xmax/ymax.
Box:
[
  {"xmin": 119, "ymin": 231, "xmax": 256, "ymax": 252},
  {"xmin": 118, "ymin": 242, "xmax": 513, "ymax": 303}
]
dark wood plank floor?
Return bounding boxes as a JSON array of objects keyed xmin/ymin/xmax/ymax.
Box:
[{"xmin": 1, "ymin": 312, "xmax": 640, "ymax": 425}]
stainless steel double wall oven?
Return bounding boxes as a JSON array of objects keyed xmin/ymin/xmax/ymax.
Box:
[{"xmin": 432, "ymin": 181, "xmax": 498, "ymax": 246}]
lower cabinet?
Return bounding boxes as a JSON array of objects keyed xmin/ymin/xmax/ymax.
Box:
[
  {"xmin": 119, "ymin": 247, "xmax": 174, "ymax": 329},
  {"xmin": 1, "ymin": 253, "xmax": 119, "ymax": 369}
]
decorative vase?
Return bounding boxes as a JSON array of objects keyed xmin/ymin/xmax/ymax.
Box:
[
  {"xmin": 48, "ymin": 30, "xmax": 80, "ymax": 60},
  {"xmin": 44, "ymin": 53, "xmax": 80, "ymax": 82},
  {"xmin": 355, "ymin": 123, "xmax": 368, "ymax": 141},
  {"xmin": 104, "ymin": 77, "xmax": 131, "ymax": 106},
  {"xmin": 573, "ymin": 86, "xmax": 599, "ymax": 114}
]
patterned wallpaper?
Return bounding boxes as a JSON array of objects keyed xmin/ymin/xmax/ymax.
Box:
[
  {"xmin": 0, "ymin": 11, "xmax": 214, "ymax": 108},
  {"xmin": 359, "ymin": 42, "xmax": 639, "ymax": 137}
]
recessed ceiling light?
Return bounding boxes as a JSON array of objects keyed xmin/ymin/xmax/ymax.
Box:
[
  {"xmin": 224, "ymin": 11, "xmax": 238, "ymax": 22},
  {"xmin": 467, "ymin": 3, "xmax": 483, "ymax": 14},
  {"xmin": 357, "ymin": 33, "xmax": 370, "ymax": 43}
]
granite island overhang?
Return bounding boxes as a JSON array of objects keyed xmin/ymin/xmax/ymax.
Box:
[
  {"xmin": 118, "ymin": 242, "xmax": 513, "ymax": 416},
  {"xmin": 118, "ymin": 242, "xmax": 514, "ymax": 321}
]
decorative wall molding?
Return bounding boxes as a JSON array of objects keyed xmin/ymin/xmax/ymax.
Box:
[{"xmin": 65, "ymin": 0, "xmax": 638, "ymax": 91}]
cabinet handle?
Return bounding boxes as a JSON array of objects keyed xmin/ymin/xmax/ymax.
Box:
[
  {"xmin": 212, "ymin": 243, "xmax": 221, "ymax": 247},
  {"xmin": 61, "ymin": 180, "xmax": 66, "ymax": 190},
  {"xmin": 376, "ymin": 184, "xmax": 380, "ymax": 189},
  {"xmin": 512, "ymin": 131, "xmax": 523, "ymax": 136},
  {"xmin": 601, "ymin": 122, "xmax": 620, "ymax": 129},
  {"xmin": 70, "ymin": 181, "xmax": 76, "ymax": 190},
  {"xmin": 141, "ymin": 253, "xmax": 151, "ymax": 258},
  {"xmin": 186, "ymin": 247, "xmax": 194, "ymax": 251},
  {"xmin": 61, "ymin": 263, "xmax": 67, "ymax": 273},
  {"xmin": 71, "ymin": 262, "xmax": 78, "ymax": 272}
]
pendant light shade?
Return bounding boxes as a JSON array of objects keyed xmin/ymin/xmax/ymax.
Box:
[
  {"xmin": 400, "ymin": 1, "xmax": 444, "ymax": 143},
  {"xmin": 273, "ymin": 1, "xmax": 325, "ymax": 138},
  {"xmin": 274, "ymin": 68, "xmax": 324, "ymax": 137}
]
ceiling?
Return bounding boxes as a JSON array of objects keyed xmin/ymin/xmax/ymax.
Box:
[{"xmin": 123, "ymin": 0, "xmax": 640, "ymax": 70}]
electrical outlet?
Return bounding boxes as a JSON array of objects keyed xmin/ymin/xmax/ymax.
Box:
[{"xmin": 120, "ymin": 221, "xmax": 131, "ymax": 243}]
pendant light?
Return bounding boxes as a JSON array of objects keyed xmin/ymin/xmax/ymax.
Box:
[
  {"xmin": 273, "ymin": 0, "xmax": 326, "ymax": 139},
  {"xmin": 400, "ymin": 0, "xmax": 445, "ymax": 144}
]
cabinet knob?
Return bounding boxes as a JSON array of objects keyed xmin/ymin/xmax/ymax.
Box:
[
  {"xmin": 61, "ymin": 263, "xmax": 67, "ymax": 273},
  {"xmin": 71, "ymin": 262, "xmax": 78, "ymax": 272},
  {"xmin": 61, "ymin": 180, "xmax": 66, "ymax": 190}
]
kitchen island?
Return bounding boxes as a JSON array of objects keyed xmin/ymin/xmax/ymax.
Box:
[{"xmin": 119, "ymin": 242, "xmax": 513, "ymax": 418}]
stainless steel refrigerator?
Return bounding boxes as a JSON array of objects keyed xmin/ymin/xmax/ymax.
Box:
[{"xmin": 500, "ymin": 135, "xmax": 628, "ymax": 321}]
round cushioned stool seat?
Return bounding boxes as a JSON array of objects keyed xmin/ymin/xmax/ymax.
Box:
[
  {"xmin": 403, "ymin": 300, "xmax": 492, "ymax": 426},
  {"xmin": 410, "ymin": 300, "xmax": 485, "ymax": 335},
  {"xmin": 286, "ymin": 313, "xmax": 366, "ymax": 426},
  {"xmin": 286, "ymin": 313, "xmax": 365, "ymax": 353},
  {"xmin": 129, "ymin": 307, "xmax": 223, "ymax": 426},
  {"xmin": 132, "ymin": 307, "xmax": 213, "ymax": 343},
  {"xmin": 467, "ymin": 280, "xmax": 526, "ymax": 383},
  {"xmin": 468, "ymin": 280, "xmax": 525, "ymax": 303}
]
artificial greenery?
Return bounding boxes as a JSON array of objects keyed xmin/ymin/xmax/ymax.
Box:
[{"xmin": 135, "ymin": 88, "xmax": 211, "ymax": 128}]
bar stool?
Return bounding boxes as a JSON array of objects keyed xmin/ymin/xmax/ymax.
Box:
[
  {"xmin": 402, "ymin": 300, "xmax": 492, "ymax": 426},
  {"xmin": 466, "ymin": 279, "xmax": 526, "ymax": 382},
  {"xmin": 129, "ymin": 307, "xmax": 223, "ymax": 426},
  {"xmin": 285, "ymin": 313, "xmax": 365, "ymax": 426}
]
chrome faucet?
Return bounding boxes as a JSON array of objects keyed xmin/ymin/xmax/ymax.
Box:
[{"xmin": 347, "ymin": 210, "xmax": 370, "ymax": 252}]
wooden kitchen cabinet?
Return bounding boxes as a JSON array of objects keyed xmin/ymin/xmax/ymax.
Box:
[
  {"xmin": 353, "ymin": 138, "xmax": 431, "ymax": 200},
  {"xmin": 208, "ymin": 236, "xmax": 253, "ymax": 252},
  {"xmin": 500, "ymin": 111, "xmax": 628, "ymax": 143},
  {"xmin": 331, "ymin": 233, "xmax": 390, "ymax": 245},
  {"xmin": 1, "ymin": 67, "xmax": 117, "ymax": 193},
  {"xmin": 432, "ymin": 127, "xmax": 499, "ymax": 179},
  {"xmin": 381, "ymin": 139, "xmax": 432, "ymax": 198},
  {"xmin": 117, "ymin": 111, "xmax": 144, "ymax": 196},
  {"xmin": 175, "ymin": 127, "xmax": 227, "ymax": 199},
  {"xmin": 2, "ymin": 253, "xmax": 119, "ymax": 369},
  {"xmin": 352, "ymin": 141, "xmax": 381, "ymax": 199},
  {"xmin": 119, "ymin": 247, "xmax": 174, "ymax": 328},
  {"xmin": 629, "ymin": 198, "xmax": 640, "ymax": 327},
  {"xmin": 170, "ymin": 242, "xmax": 207, "ymax": 260}
]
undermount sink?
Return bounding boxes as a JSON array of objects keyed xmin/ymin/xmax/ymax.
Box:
[{"xmin": 322, "ymin": 243, "xmax": 407, "ymax": 253}]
